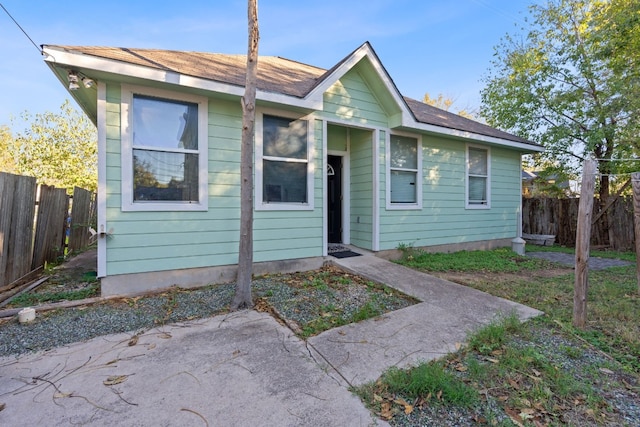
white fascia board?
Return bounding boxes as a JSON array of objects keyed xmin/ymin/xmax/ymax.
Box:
[
  {"xmin": 404, "ymin": 117, "xmax": 544, "ymax": 153},
  {"xmin": 43, "ymin": 47, "xmax": 319, "ymax": 109}
]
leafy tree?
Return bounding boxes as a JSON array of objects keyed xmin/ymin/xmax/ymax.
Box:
[
  {"xmin": 593, "ymin": 0, "xmax": 640, "ymax": 169},
  {"xmin": 8, "ymin": 100, "xmax": 97, "ymax": 192},
  {"xmin": 0, "ymin": 125, "xmax": 18, "ymax": 173},
  {"xmin": 133, "ymin": 156, "xmax": 160, "ymax": 188},
  {"xmin": 480, "ymin": 0, "xmax": 640, "ymax": 202},
  {"xmin": 423, "ymin": 93, "xmax": 474, "ymax": 119}
]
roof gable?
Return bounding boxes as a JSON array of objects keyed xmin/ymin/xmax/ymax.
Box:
[{"xmin": 323, "ymin": 58, "xmax": 406, "ymax": 128}]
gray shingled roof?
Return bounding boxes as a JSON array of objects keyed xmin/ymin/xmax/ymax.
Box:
[
  {"xmin": 403, "ymin": 97, "xmax": 532, "ymax": 144},
  {"xmin": 46, "ymin": 45, "xmax": 536, "ymax": 146}
]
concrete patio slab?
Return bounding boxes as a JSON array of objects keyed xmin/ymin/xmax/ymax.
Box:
[{"xmin": 0, "ymin": 310, "xmax": 384, "ymax": 426}]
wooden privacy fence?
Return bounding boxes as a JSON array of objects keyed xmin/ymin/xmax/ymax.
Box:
[
  {"xmin": 0, "ymin": 172, "xmax": 96, "ymax": 288},
  {"xmin": 523, "ymin": 196, "xmax": 635, "ymax": 250}
]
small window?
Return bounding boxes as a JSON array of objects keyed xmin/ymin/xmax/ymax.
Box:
[
  {"xmin": 387, "ymin": 134, "xmax": 421, "ymax": 209},
  {"xmin": 121, "ymin": 86, "xmax": 208, "ymax": 211},
  {"xmin": 466, "ymin": 146, "xmax": 490, "ymax": 208},
  {"xmin": 257, "ymin": 114, "xmax": 312, "ymax": 209}
]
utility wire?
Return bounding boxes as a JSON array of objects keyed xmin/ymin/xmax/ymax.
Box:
[{"xmin": 0, "ymin": 3, "xmax": 42, "ymax": 55}]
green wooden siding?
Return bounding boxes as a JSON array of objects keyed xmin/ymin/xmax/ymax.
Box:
[
  {"xmin": 101, "ymin": 55, "xmax": 527, "ymax": 280},
  {"xmin": 379, "ymin": 137, "xmax": 521, "ymax": 250},
  {"xmin": 104, "ymin": 86, "xmax": 325, "ymax": 276},
  {"xmin": 349, "ymin": 128, "xmax": 374, "ymax": 250},
  {"xmin": 254, "ymin": 118, "xmax": 323, "ymax": 262},
  {"xmin": 327, "ymin": 124, "xmax": 348, "ymax": 152},
  {"xmin": 324, "ymin": 68, "xmax": 388, "ymax": 128},
  {"xmin": 105, "ymin": 94, "xmax": 244, "ymax": 275}
]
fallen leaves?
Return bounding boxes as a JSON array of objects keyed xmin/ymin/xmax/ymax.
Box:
[
  {"xmin": 373, "ymin": 393, "xmax": 415, "ymax": 420},
  {"xmin": 103, "ymin": 375, "xmax": 130, "ymax": 386},
  {"xmin": 53, "ymin": 391, "xmax": 72, "ymax": 399},
  {"xmin": 393, "ymin": 397, "xmax": 413, "ymax": 415}
]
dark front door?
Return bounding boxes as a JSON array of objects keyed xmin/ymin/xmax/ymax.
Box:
[{"xmin": 328, "ymin": 155, "xmax": 342, "ymax": 243}]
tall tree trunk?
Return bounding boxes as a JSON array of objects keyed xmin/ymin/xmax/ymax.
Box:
[{"xmin": 231, "ymin": 0, "xmax": 259, "ymax": 310}]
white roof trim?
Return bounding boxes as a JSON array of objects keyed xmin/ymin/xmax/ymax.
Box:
[
  {"xmin": 406, "ymin": 120, "xmax": 545, "ymax": 152},
  {"xmin": 42, "ymin": 46, "xmax": 321, "ymax": 110}
]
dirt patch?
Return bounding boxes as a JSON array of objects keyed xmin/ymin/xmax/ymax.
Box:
[
  {"xmin": 432, "ymin": 267, "xmax": 573, "ymax": 287},
  {"xmin": 0, "ymin": 249, "xmax": 99, "ymax": 309},
  {"xmin": 34, "ymin": 249, "xmax": 98, "ymax": 295}
]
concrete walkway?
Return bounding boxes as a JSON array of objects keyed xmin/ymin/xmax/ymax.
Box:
[
  {"xmin": 320, "ymin": 254, "xmax": 542, "ymax": 385},
  {"xmin": 0, "ymin": 254, "xmax": 542, "ymax": 426}
]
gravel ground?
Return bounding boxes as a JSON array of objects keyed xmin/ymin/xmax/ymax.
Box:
[
  {"xmin": 0, "ymin": 267, "xmax": 415, "ymax": 357},
  {"xmin": 372, "ymin": 324, "xmax": 640, "ymax": 427}
]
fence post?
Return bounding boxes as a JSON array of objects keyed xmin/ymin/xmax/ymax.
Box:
[
  {"xmin": 573, "ymin": 159, "xmax": 597, "ymax": 329},
  {"xmin": 632, "ymin": 172, "xmax": 640, "ymax": 295}
]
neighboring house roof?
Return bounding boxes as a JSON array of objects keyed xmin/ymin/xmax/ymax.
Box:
[{"xmin": 42, "ymin": 42, "xmax": 542, "ymax": 151}]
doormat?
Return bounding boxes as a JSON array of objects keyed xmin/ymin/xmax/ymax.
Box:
[
  {"xmin": 328, "ymin": 244, "xmax": 349, "ymax": 254},
  {"xmin": 331, "ymin": 250, "xmax": 362, "ymax": 259}
]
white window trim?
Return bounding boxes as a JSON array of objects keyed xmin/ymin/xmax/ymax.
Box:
[
  {"xmin": 255, "ymin": 109, "xmax": 314, "ymax": 211},
  {"xmin": 385, "ymin": 132, "xmax": 422, "ymax": 210},
  {"xmin": 465, "ymin": 143, "xmax": 491, "ymax": 209},
  {"xmin": 121, "ymin": 85, "xmax": 208, "ymax": 212}
]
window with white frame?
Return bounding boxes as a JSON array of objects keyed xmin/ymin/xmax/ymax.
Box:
[
  {"xmin": 388, "ymin": 134, "xmax": 421, "ymax": 207},
  {"xmin": 121, "ymin": 86, "xmax": 208, "ymax": 211},
  {"xmin": 257, "ymin": 114, "xmax": 312, "ymax": 209},
  {"xmin": 466, "ymin": 145, "xmax": 490, "ymax": 208}
]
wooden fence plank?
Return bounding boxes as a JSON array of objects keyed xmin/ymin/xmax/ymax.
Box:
[
  {"xmin": 1, "ymin": 173, "xmax": 95, "ymax": 288},
  {"xmin": 68, "ymin": 187, "xmax": 95, "ymax": 252},
  {"xmin": 0, "ymin": 172, "xmax": 16, "ymax": 287},
  {"xmin": 0, "ymin": 173, "xmax": 37, "ymax": 287},
  {"xmin": 31, "ymin": 185, "xmax": 69, "ymax": 269},
  {"xmin": 523, "ymin": 195, "xmax": 635, "ymax": 250}
]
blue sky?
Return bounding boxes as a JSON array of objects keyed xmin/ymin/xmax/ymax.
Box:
[{"xmin": 0, "ymin": 0, "xmax": 532, "ymax": 133}]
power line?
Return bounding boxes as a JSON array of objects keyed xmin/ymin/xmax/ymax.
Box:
[{"xmin": 0, "ymin": 3, "xmax": 42, "ymax": 55}]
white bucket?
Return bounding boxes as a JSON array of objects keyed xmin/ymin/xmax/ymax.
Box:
[{"xmin": 18, "ymin": 307, "xmax": 36, "ymax": 324}]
